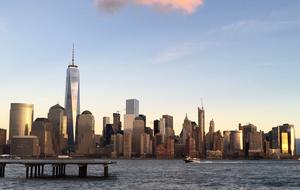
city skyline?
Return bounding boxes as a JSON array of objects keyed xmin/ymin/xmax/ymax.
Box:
[{"xmin": 0, "ymin": 0, "xmax": 299, "ymax": 138}]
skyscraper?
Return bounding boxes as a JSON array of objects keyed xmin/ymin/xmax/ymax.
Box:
[
  {"xmin": 113, "ymin": 113, "xmax": 122, "ymax": 134},
  {"xmin": 198, "ymin": 107, "xmax": 205, "ymax": 157},
  {"xmin": 64, "ymin": 45, "xmax": 80, "ymax": 150},
  {"xmin": 102, "ymin": 116, "xmax": 111, "ymax": 139},
  {"xmin": 75, "ymin": 111, "xmax": 95, "ymax": 155},
  {"xmin": 31, "ymin": 118, "xmax": 55, "ymax": 156},
  {"xmin": 126, "ymin": 99, "xmax": 139, "ymax": 115},
  {"xmin": 162, "ymin": 115, "xmax": 173, "ymax": 129},
  {"xmin": 9, "ymin": 103, "xmax": 34, "ymax": 142},
  {"xmin": 48, "ymin": 104, "xmax": 68, "ymax": 154}
]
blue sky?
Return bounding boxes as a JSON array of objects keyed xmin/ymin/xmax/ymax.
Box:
[{"xmin": 0, "ymin": 0, "xmax": 299, "ymax": 137}]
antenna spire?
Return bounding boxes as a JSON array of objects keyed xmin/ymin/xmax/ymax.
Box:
[
  {"xmin": 72, "ymin": 43, "xmax": 75, "ymax": 66},
  {"xmin": 201, "ymin": 98, "xmax": 204, "ymax": 109}
]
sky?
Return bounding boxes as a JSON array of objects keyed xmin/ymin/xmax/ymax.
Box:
[{"xmin": 0, "ymin": 0, "xmax": 299, "ymax": 138}]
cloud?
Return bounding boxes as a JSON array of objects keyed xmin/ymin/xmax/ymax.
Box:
[
  {"xmin": 93, "ymin": 0, "xmax": 129, "ymax": 14},
  {"xmin": 93, "ymin": 0, "xmax": 204, "ymax": 14},
  {"xmin": 136, "ymin": 0, "xmax": 204, "ymax": 14},
  {"xmin": 221, "ymin": 19, "xmax": 300, "ymax": 34}
]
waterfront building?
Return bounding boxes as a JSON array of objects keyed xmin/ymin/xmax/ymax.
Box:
[
  {"xmin": 162, "ymin": 115, "xmax": 173, "ymax": 129},
  {"xmin": 223, "ymin": 131, "xmax": 231, "ymax": 157},
  {"xmin": 31, "ymin": 118, "xmax": 55, "ymax": 156},
  {"xmin": 64, "ymin": 46, "xmax": 80, "ymax": 150},
  {"xmin": 212, "ymin": 130, "xmax": 224, "ymax": 152},
  {"xmin": 248, "ymin": 131, "xmax": 264, "ymax": 158},
  {"xmin": 75, "ymin": 111, "xmax": 95, "ymax": 155},
  {"xmin": 123, "ymin": 133, "xmax": 132, "ymax": 158},
  {"xmin": 186, "ymin": 136, "xmax": 197, "ymax": 157},
  {"xmin": 9, "ymin": 103, "xmax": 34, "ymax": 142},
  {"xmin": 10, "ymin": 136, "xmax": 39, "ymax": 157},
  {"xmin": 132, "ymin": 117, "xmax": 145, "ymax": 156},
  {"xmin": 159, "ymin": 118, "xmax": 166, "ymax": 144},
  {"xmin": 141, "ymin": 133, "xmax": 151, "ymax": 156},
  {"xmin": 124, "ymin": 114, "xmax": 136, "ymax": 134},
  {"xmin": 271, "ymin": 124, "xmax": 296, "ymax": 157},
  {"xmin": 105, "ymin": 124, "xmax": 114, "ymax": 145},
  {"xmin": 154, "ymin": 120, "xmax": 160, "ymax": 135},
  {"xmin": 166, "ymin": 136, "xmax": 175, "ymax": 159},
  {"xmin": 112, "ymin": 133, "xmax": 124, "ymax": 157},
  {"xmin": 206, "ymin": 120, "xmax": 215, "ymax": 151},
  {"xmin": 48, "ymin": 104, "xmax": 68, "ymax": 154},
  {"xmin": 198, "ymin": 107, "xmax": 205, "ymax": 158},
  {"xmin": 181, "ymin": 114, "xmax": 192, "ymax": 145},
  {"xmin": 126, "ymin": 99, "xmax": 139, "ymax": 115},
  {"xmin": 113, "ymin": 113, "xmax": 122, "ymax": 134},
  {"xmin": 0, "ymin": 129, "xmax": 6, "ymax": 145},
  {"xmin": 156, "ymin": 144, "xmax": 166, "ymax": 159},
  {"xmin": 239, "ymin": 123, "xmax": 257, "ymax": 157},
  {"xmin": 102, "ymin": 116, "xmax": 111, "ymax": 141},
  {"xmin": 229, "ymin": 130, "xmax": 243, "ymax": 157}
]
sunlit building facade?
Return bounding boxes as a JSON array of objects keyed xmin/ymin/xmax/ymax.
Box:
[
  {"xmin": 9, "ymin": 103, "xmax": 34, "ymax": 142},
  {"xmin": 64, "ymin": 46, "xmax": 80, "ymax": 150}
]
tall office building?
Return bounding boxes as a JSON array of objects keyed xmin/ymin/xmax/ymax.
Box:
[
  {"xmin": 209, "ymin": 119, "xmax": 215, "ymax": 134},
  {"xmin": 159, "ymin": 118, "xmax": 166, "ymax": 144},
  {"xmin": 181, "ymin": 115, "xmax": 193, "ymax": 145},
  {"xmin": 75, "ymin": 111, "xmax": 95, "ymax": 155},
  {"xmin": 198, "ymin": 107, "xmax": 205, "ymax": 157},
  {"xmin": 123, "ymin": 133, "xmax": 132, "ymax": 158},
  {"xmin": 103, "ymin": 116, "xmax": 111, "ymax": 139},
  {"xmin": 0, "ymin": 129, "xmax": 7, "ymax": 145},
  {"xmin": 271, "ymin": 124, "xmax": 296, "ymax": 157},
  {"xmin": 124, "ymin": 114, "xmax": 136, "ymax": 134},
  {"xmin": 31, "ymin": 118, "xmax": 55, "ymax": 156},
  {"xmin": 154, "ymin": 120, "xmax": 160, "ymax": 135},
  {"xmin": 64, "ymin": 45, "xmax": 80, "ymax": 150},
  {"xmin": 9, "ymin": 103, "xmax": 34, "ymax": 142},
  {"xmin": 113, "ymin": 113, "xmax": 122, "ymax": 134},
  {"xmin": 132, "ymin": 118, "xmax": 145, "ymax": 156},
  {"xmin": 126, "ymin": 99, "xmax": 139, "ymax": 115},
  {"xmin": 48, "ymin": 104, "xmax": 68, "ymax": 154},
  {"xmin": 162, "ymin": 115, "xmax": 173, "ymax": 129}
]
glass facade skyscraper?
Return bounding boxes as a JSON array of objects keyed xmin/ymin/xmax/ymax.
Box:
[{"xmin": 64, "ymin": 46, "xmax": 80, "ymax": 150}]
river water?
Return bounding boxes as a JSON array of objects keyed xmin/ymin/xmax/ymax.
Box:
[{"xmin": 0, "ymin": 160, "xmax": 300, "ymax": 189}]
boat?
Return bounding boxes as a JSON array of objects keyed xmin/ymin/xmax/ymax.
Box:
[
  {"xmin": 184, "ymin": 156, "xmax": 201, "ymax": 163},
  {"xmin": 57, "ymin": 155, "xmax": 72, "ymax": 159}
]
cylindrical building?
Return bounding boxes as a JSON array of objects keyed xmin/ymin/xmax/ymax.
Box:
[
  {"xmin": 9, "ymin": 103, "xmax": 34, "ymax": 142},
  {"xmin": 230, "ymin": 130, "xmax": 243, "ymax": 152}
]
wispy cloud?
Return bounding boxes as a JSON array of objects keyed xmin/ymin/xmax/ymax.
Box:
[
  {"xmin": 154, "ymin": 43, "xmax": 194, "ymax": 64},
  {"xmin": 221, "ymin": 19, "xmax": 300, "ymax": 34},
  {"xmin": 153, "ymin": 41, "xmax": 219, "ymax": 64},
  {"xmin": 93, "ymin": 0, "xmax": 204, "ymax": 14}
]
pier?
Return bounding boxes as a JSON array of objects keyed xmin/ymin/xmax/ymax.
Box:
[{"xmin": 0, "ymin": 159, "xmax": 116, "ymax": 179}]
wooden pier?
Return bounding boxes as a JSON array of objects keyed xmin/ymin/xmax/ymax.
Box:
[{"xmin": 0, "ymin": 159, "xmax": 116, "ymax": 179}]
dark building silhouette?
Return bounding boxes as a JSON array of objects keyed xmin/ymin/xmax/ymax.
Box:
[{"xmin": 154, "ymin": 120, "xmax": 160, "ymax": 135}]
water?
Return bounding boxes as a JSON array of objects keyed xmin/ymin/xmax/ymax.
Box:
[{"xmin": 1, "ymin": 160, "xmax": 300, "ymax": 189}]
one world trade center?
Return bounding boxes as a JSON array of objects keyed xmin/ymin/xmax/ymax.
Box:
[{"xmin": 65, "ymin": 45, "xmax": 80, "ymax": 151}]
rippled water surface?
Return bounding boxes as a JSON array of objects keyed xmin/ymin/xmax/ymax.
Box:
[{"xmin": 1, "ymin": 160, "xmax": 300, "ymax": 189}]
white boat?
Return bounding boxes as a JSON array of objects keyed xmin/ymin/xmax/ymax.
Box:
[
  {"xmin": 57, "ymin": 155, "xmax": 72, "ymax": 159},
  {"xmin": 184, "ymin": 156, "xmax": 201, "ymax": 163}
]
